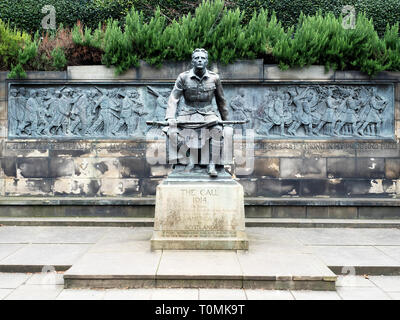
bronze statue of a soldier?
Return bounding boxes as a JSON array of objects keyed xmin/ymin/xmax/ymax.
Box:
[{"xmin": 165, "ymin": 48, "xmax": 230, "ymax": 177}]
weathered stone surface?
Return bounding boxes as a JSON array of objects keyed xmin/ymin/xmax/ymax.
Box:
[
  {"xmin": 25, "ymin": 71, "xmax": 67, "ymax": 80},
  {"xmin": 119, "ymin": 157, "xmax": 150, "ymax": 178},
  {"xmin": 140, "ymin": 178, "xmax": 162, "ymax": 196},
  {"xmin": 49, "ymin": 158, "xmax": 74, "ymax": 178},
  {"xmin": 334, "ymin": 70, "xmax": 370, "ymax": 80},
  {"xmin": 306, "ymin": 207, "xmax": 358, "ymax": 219},
  {"xmin": 386, "ymin": 159, "xmax": 400, "ymax": 179},
  {"xmin": 245, "ymin": 206, "xmax": 272, "ymax": 218},
  {"xmin": 253, "ymin": 158, "xmax": 279, "ymax": 178},
  {"xmin": 53, "ymin": 179, "xmax": 101, "ymax": 196},
  {"xmin": 327, "ymin": 158, "xmax": 356, "ymax": 178},
  {"xmin": 356, "ymin": 158, "xmax": 385, "ymax": 179},
  {"xmin": 0, "ymin": 100, "xmax": 6, "ymax": 120},
  {"xmin": 344, "ymin": 179, "xmax": 395, "ymax": 197},
  {"xmin": 0, "ymin": 157, "xmax": 17, "ymax": 177},
  {"xmin": 73, "ymin": 158, "xmax": 121, "ymax": 179},
  {"xmin": 257, "ymin": 179, "xmax": 300, "ymax": 197},
  {"xmin": 280, "ymin": 158, "xmax": 326, "ymax": 179},
  {"xmin": 17, "ymin": 157, "xmax": 49, "ymax": 178},
  {"xmin": 300, "ymin": 179, "xmax": 330, "ymax": 196},
  {"xmin": 99, "ymin": 178, "xmax": 140, "ymax": 196},
  {"xmin": 5, "ymin": 178, "xmax": 54, "ymax": 196},
  {"xmin": 358, "ymin": 207, "xmax": 400, "ymax": 219},
  {"xmin": 272, "ymin": 206, "xmax": 306, "ymax": 218},
  {"xmin": 264, "ymin": 65, "xmax": 335, "ymax": 80},
  {"xmin": 211, "ymin": 60, "xmax": 263, "ymax": 80},
  {"xmin": 152, "ymin": 179, "xmax": 248, "ymax": 250},
  {"xmin": 0, "ymin": 82, "xmax": 6, "ymax": 100},
  {"xmin": 0, "ymin": 120, "xmax": 7, "ymax": 138},
  {"xmin": 237, "ymin": 179, "xmax": 257, "ymax": 196}
]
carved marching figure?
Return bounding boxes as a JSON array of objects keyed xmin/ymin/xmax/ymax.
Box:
[
  {"xmin": 230, "ymin": 88, "xmax": 251, "ymax": 131},
  {"xmin": 254, "ymin": 91, "xmax": 274, "ymax": 136},
  {"xmin": 287, "ymin": 87, "xmax": 317, "ymax": 136},
  {"xmin": 70, "ymin": 89, "xmax": 90, "ymax": 135},
  {"xmin": 112, "ymin": 89, "xmax": 147, "ymax": 136},
  {"xmin": 334, "ymin": 88, "xmax": 359, "ymax": 136},
  {"xmin": 87, "ymin": 88, "xmax": 120, "ymax": 136},
  {"xmin": 8, "ymin": 89, "xmax": 26, "ymax": 136},
  {"xmin": 313, "ymin": 87, "xmax": 338, "ymax": 136},
  {"xmin": 147, "ymin": 86, "xmax": 170, "ymax": 122},
  {"xmin": 24, "ymin": 90, "xmax": 40, "ymax": 136},
  {"xmin": 356, "ymin": 87, "xmax": 387, "ymax": 136}
]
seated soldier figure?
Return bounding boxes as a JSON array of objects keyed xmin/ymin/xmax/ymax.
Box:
[{"xmin": 165, "ymin": 48, "xmax": 230, "ymax": 177}]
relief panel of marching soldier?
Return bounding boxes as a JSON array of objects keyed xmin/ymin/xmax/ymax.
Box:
[{"xmin": 8, "ymin": 84, "xmax": 393, "ymax": 139}]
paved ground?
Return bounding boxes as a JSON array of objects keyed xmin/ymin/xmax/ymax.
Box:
[
  {"xmin": 1, "ymin": 225, "xmax": 400, "ymax": 299},
  {"xmin": 0, "ymin": 273, "xmax": 399, "ymax": 300}
]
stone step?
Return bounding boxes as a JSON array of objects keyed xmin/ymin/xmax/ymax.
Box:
[{"xmin": 1, "ymin": 217, "xmax": 400, "ymax": 228}]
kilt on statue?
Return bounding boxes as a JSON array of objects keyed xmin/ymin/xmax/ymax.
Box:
[
  {"xmin": 148, "ymin": 48, "xmax": 249, "ymax": 250},
  {"xmin": 163, "ymin": 48, "xmax": 232, "ymax": 177}
]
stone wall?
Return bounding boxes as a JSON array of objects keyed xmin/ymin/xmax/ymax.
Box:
[{"xmin": 0, "ymin": 61, "xmax": 399, "ymax": 218}]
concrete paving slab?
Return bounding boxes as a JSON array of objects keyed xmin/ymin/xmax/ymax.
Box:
[
  {"xmin": 0, "ymin": 244, "xmax": 25, "ymax": 260},
  {"xmin": 0, "ymin": 244, "xmax": 92, "ymax": 267},
  {"xmin": 157, "ymin": 251, "xmax": 242, "ymax": 279},
  {"xmin": 245, "ymin": 289, "xmax": 294, "ymax": 300},
  {"xmin": 368, "ymin": 276, "xmax": 400, "ymax": 292},
  {"xmin": 199, "ymin": 289, "xmax": 247, "ymax": 300},
  {"xmin": 103, "ymin": 289, "xmax": 153, "ymax": 300},
  {"xmin": 64, "ymin": 238, "xmax": 162, "ymax": 282},
  {"xmin": 311, "ymin": 246, "xmax": 400, "ymax": 267},
  {"xmin": 237, "ymin": 250, "xmax": 335, "ymax": 281},
  {"xmin": 0, "ymin": 289, "xmax": 12, "ymax": 299},
  {"xmin": 57, "ymin": 288, "xmax": 105, "ymax": 300},
  {"xmin": 5, "ymin": 284, "xmax": 63, "ymax": 300},
  {"xmin": 25, "ymin": 273, "xmax": 65, "ymax": 285},
  {"xmin": 0, "ymin": 273, "xmax": 31, "ymax": 288},
  {"xmin": 336, "ymin": 275, "xmax": 375, "ymax": 287},
  {"xmin": 151, "ymin": 288, "xmax": 199, "ymax": 300},
  {"xmin": 387, "ymin": 292, "xmax": 400, "ymax": 300},
  {"xmin": 291, "ymin": 290, "xmax": 341, "ymax": 300},
  {"xmin": 99, "ymin": 227, "xmax": 153, "ymax": 243},
  {"xmin": 375, "ymin": 246, "xmax": 400, "ymax": 262},
  {"xmin": 0, "ymin": 227, "xmax": 44, "ymax": 243},
  {"xmin": 356, "ymin": 229, "xmax": 400, "ymax": 246},
  {"xmin": 337, "ymin": 287, "xmax": 391, "ymax": 300},
  {"xmin": 0, "ymin": 226, "xmax": 108, "ymax": 244},
  {"xmin": 33, "ymin": 227, "xmax": 110, "ymax": 244},
  {"xmin": 289, "ymin": 228, "xmax": 374, "ymax": 246},
  {"xmin": 246, "ymin": 228, "xmax": 303, "ymax": 244}
]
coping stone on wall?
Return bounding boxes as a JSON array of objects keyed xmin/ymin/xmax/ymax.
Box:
[
  {"xmin": 67, "ymin": 60, "xmax": 264, "ymax": 81},
  {"xmin": 263, "ymin": 65, "xmax": 335, "ymax": 81}
]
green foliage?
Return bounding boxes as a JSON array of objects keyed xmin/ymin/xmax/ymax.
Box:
[
  {"xmin": 102, "ymin": 19, "xmax": 139, "ymax": 74},
  {"xmin": 7, "ymin": 63, "xmax": 27, "ymax": 79},
  {"xmin": 51, "ymin": 47, "xmax": 67, "ymax": 70},
  {"xmin": 0, "ymin": 19, "xmax": 31, "ymax": 70},
  {"xmin": 383, "ymin": 23, "xmax": 400, "ymax": 71},
  {"xmin": 272, "ymin": 12, "xmax": 394, "ymax": 76},
  {"xmin": 72, "ymin": 22, "xmax": 104, "ymax": 49},
  {"xmin": 1, "ymin": 0, "xmax": 400, "ymax": 78}
]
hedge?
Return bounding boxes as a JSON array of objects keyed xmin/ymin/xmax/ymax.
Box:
[
  {"xmin": 1, "ymin": 0, "xmax": 399, "ymax": 36},
  {"xmin": 1, "ymin": 0, "xmax": 400, "ymax": 78}
]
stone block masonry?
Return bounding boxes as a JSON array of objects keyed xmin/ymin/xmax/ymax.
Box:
[{"xmin": 0, "ymin": 63, "xmax": 399, "ymax": 218}]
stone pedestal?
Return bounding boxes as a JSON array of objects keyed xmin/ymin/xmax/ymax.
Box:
[{"xmin": 151, "ymin": 170, "xmax": 249, "ymax": 250}]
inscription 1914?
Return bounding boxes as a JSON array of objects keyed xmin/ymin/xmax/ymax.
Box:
[{"xmin": 181, "ymin": 188, "xmax": 218, "ymax": 205}]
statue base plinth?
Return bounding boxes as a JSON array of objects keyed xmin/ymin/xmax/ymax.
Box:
[{"xmin": 151, "ymin": 170, "xmax": 248, "ymax": 250}]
